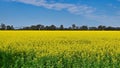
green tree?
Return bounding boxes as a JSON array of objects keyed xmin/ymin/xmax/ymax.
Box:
[
  {"xmin": 98, "ymin": 25, "xmax": 106, "ymax": 30},
  {"xmin": 72, "ymin": 24, "xmax": 76, "ymax": 30},
  {"xmin": 80, "ymin": 25, "xmax": 88, "ymax": 30},
  {"xmin": 59, "ymin": 25, "xmax": 64, "ymax": 30},
  {"xmin": 0, "ymin": 23, "xmax": 6, "ymax": 30}
]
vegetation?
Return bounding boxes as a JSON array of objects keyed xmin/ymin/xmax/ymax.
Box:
[
  {"xmin": 0, "ymin": 31, "xmax": 120, "ymax": 68},
  {"xmin": 1, "ymin": 23, "xmax": 120, "ymax": 30}
]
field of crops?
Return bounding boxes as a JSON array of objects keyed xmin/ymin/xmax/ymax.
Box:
[{"xmin": 0, "ymin": 31, "xmax": 120, "ymax": 68}]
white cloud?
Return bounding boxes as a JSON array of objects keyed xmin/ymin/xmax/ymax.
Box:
[{"xmin": 10, "ymin": 0, "xmax": 95, "ymax": 15}]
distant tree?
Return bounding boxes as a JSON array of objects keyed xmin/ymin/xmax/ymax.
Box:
[
  {"xmin": 115, "ymin": 27, "xmax": 120, "ymax": 30},
  {"xmin": 6, "ymin": 25, "xmax": 11, "ymax": 30},
  {"xmin": 105, "ymin": 26, "xmax": 115, "ymax": 30},
  {"xmin": 76, "ymin": 26, "xmax": 79, "ymax": 30},
  {"xmin": 40, "ymin": 25, "xmax": 45, "ymax": 30},
  {"xmin": 36, "ymin": 24, "xmax": 41, "ymax": 30},
  {"xmin": 6, "ymin": 25, "xmax": 10, "ymax": 30},
  {"xmin": 68, "ymin": 27, "xmax": 72, "ymax": 30},
  {"xmin": 59, "ymin": 25, "xmax": 64, "ymax": 30},
  {"xmin": 80, "ymin": 25, "xmax": 88, "ymax": 30},
  {"xmin": 36, "ymin": 24, "xmax": 44, "ymax": 30},
  {"xmin": 30, "ymin": 25, "xmax": 37, "ymax": 30},
  {"xmin": 72, "ymin": 24, "xmax": 76, "ymax": 30},
  {"xmin": 49, "ymin": 25, "xmax": 56, "ymax": 30},
  {"xmin": 45, "ymin": 26, "xmax": 49, "ymax": 30},
  {"xmin": 10, "ymin": 25, "xmax": 14, "ymax": 30},
  {"xmin": 1, "ymin": 23, "xmax": 120, "ymax": 30},
  {"xmin": 98, "ymin": 25, "xmax": 106, "ymax": 30},
  {"xmin": 23, "ymin": 27, "xmax": 30, "ymax": 30},
  {"xmin": 0, "ymin": 23, "xmax": 6, "ymax": 30},
  {"xmin": 89, "ymin": 27, "xmax": 97, "ymax": 30}
]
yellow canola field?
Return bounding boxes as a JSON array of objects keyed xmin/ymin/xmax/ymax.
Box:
[{"xmin": 0, "ymin": 31, "xmax": 120, "ymax": 68}]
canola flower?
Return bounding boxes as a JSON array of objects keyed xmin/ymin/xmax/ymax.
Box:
[{"xmin": 0, "ymin": 31, "xmax": 120, "ymax": 68}]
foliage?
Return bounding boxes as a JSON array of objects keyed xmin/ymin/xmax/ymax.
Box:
[{"xmin": 1, "ymin": 23, "xmax": 120, "ymax": 30}]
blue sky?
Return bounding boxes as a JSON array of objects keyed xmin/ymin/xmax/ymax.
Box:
[{"xmin": 0, "ymin": 0, "xmax": 120, "ymax": 27}]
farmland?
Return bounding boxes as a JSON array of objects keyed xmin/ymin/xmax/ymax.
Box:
[{"xmin": 0, "ymin": 31, "xmax": 120, "ymax": 68}]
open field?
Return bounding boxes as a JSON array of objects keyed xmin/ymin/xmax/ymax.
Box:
[{"xmin": 0, "ymin": 31, "xmax": 120, "ymax": 68}]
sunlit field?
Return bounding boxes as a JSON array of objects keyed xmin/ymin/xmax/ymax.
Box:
[{"xmin": 0, "ymin": 31, "xmax": 120, "ymax": 68}]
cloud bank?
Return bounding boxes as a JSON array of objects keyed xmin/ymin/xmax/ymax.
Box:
[
  {"xmin": 7, "ymin": 0, "xmax": 120, "ymax": 26},
  {"xmin": 10, "ymin": 0, "xmax": 95, "ymax": 15}
]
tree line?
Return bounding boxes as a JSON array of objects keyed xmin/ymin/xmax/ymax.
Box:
[{"xmin": 0, "ymin": 23, "xmax": 120, "ymax": 30}]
